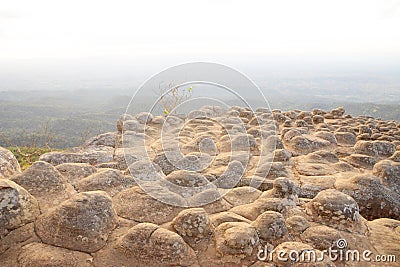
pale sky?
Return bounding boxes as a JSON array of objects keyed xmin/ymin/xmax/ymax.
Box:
[{"xmin": 1, "ymin": 0, "xmax": 400, "ymax": 62}]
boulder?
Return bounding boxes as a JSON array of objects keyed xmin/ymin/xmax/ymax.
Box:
[
  {"xmin": 0, "ymin": 147, "xmax": 21, "ymax": 178},
  {"xmin": 114, "ymin": 223, "xmax": 197, "ymax": 266},
  {"xmin": 0, "ymin": 180, "xmax": 40, "ymax": 238},
  {"xmin": 35, "ymin": 191, "xmax": 117, "ymax": 253},
  {"xmin": 55, "ymin": 163, "xmax": 97, "ymax": 184},
  {"xmin": 285, "ymin": 215, "xmax": 310, "ymax": 235},
  {"xmin": 335, "ymin": 174, "xmax": 400, "ymax": 220},
  {"xmin": 85, "ymin": 132, "xmax": 117, "ymax": 148},
  {"xmin": 354, "ymin": 140, "xmax": 396, "ymax": 158},
  {"xmin": 251, "ymin": 211, "xmax": 287, "ymax": 242},
  {"xmin": 171, "ymin": 208, "xmax": 212, "ymax": 244},
  {"xmin": 74, "ymin": 168, "xmax": 136, "ymax": 196},
  {"xmin": 214, "ymin": 222, "xmax": 259, "ymax": 261},
  {"xmin": 113, "ymin": 186, "xmax": 185, "ymax": 224},
  {"xmin": 305, "ymin": 189, "xmax": 366, "ymax": 233},
  {"xmin": 373, "ymin": 160, "xmax": 400, "ymax": 195},
  {"xmin": 11, "ymin": 161, "xmax": 76, "ymax": 211},
  {"xmin": 300, "ymin": 225, "xmax": 342, "ymax": 250}
]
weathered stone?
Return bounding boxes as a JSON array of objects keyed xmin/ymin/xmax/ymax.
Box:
[
  {"xmin": 373, "ymin": 160, "xmax": 400, "ymax": 195},
  {"xmin": 172, "ymin": 208, "xmax": 212, "ymax": 243},
  {"xmin": 300, "ymin": 225, "xmax": 342, "ymax": 250},
  {"xmin": 215, "ymin": 222, "xmax": 259, "ymax": 261},
  {"xmin": 11, "ymin": 161, "xmax": 76, "ymax": 211},
  {"xmin": 0, "ymin": 147, "xmax": 21, "ymax": 178},
  {"xmin": 55, "ymin": 163, "xmax": 97, "ymax": 184},
  {"xmin": 251, "ymin": 211, "xmax": 287, "ymax": 241},
  {"xmin": 343, "ymin": 154, "xmax": 376, "ymax": 169},
  {"xmin": 85, "ymin": 132, "xmax": 117, "ymax": 148},
  {"xmin": 0, "ymin": 180, "xmax": 39, "ymax": 238},
  {"xmin": 114, "ymin": 223, "xmax": 197, "ymax": 266},
  {"xmin": 35, "ymin": 191, "xmax": 117, "ymax": 253},
  {"xmin": 285, "ymin": 215, "xmax": 310, "ymax": 235},
  {"xmin": 113, "ymin": 186, "xmax": 185, "ymax": 224},
  {"xmin": 335, "ymin": 131, "xmax": 357, "ymax": 146},
  {"xmin": 74, "ymin": 168, "xmax": 137, "ymax": 196},
  {"xmin": 335, "ymin": 174, "xmax": 400, "ymax": 220},
  {"xmin": 305, "ymin": 189, "xmax": 365, "ymax": 232},
  {"xmin": 354, "ymin": 140, "xmax": 396, "ymax": 158}
]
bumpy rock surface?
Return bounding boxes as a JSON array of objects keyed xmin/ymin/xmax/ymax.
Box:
[
  {"xmin": 1, "ymin": 106, "xmax": 400, "ymax": 266},
  {"xmin": 11, "ymin": 161, "xmax": 76, "ymax": 212},
  {"xmin": 0, "ymin": 180, "xmax": 39, "ymax": 238},
  {"xmin": 35, "ymin": 191, "xmax": 117, "ymax": 253},
  {"xmin": 0, "ymin": 147, "xmax": 21, "ymax": 179}
]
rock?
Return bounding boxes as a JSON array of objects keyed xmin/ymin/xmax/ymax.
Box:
[
  {"xmin": 162, "ymin": 170, "xmax": 215, "ymax": 198},
  {"xmin": 298, "ymin": 175, "xmax": 336, "ymax": 198},
  {"xmin": 11, "ymin": 161, "xmax": 76, "ymax": 211},
  {"xmin": 74, "ymin": 168, "xmax": 136, "ymax": 196},
  {"xmin": 121, "ymin": 119, "xmax": 145, "ymax": 132},
  {"xmin": 273, "ymin": 149, "xmax": 292, "ymax": 162},
  {"xmin": 389, "ymin": 151, "xmax": 400, "ymax": 162},
  {"xmin": 172, "ymin": 208, "xmax": 212, "ymax": 243},
  {"xmin": 295, "ymin": 162, "xmax": 336, "ymax": 176},
  {"xmin": 343, "ymin": 154, "xmax": 376, "ymax": 169},
  {"xmin": 334, "ymin": 131, "xmax": 357, "ymax": 146},
  {"xmin": 0, "ymin": 147, "xmax": 21, "ymax": 178},
  {"xmin": 368, "ymin": 218, "xmax": 400, "ymax": 260},
  {"xmin": 113, "ymin": 186, "xmax": 185, "ymax": 224},
  {"xmin": 40, "ymin": 147, "xmax": 114, "ymax": 166},
  {"xmin": 331, "ymin": 107, "xmax": 345, "ymax": 117},
  {"xmin": 0, "ymin": 222, "xmax": 38, "ymax": 264},
  {"xmin": 113, "ymin": 147, "xmax": 143, "ymax": 170},
  {"xmin": 223, "ymin": 186, "xmax": 262, "ymax": 206},
  {"xmin": 312, "ymin": 115, "xmax": 325, "ymax": 124},
  {"xmin": 354, "ymin": 140, "xmax": 396, "ymax": 158},
  {"xmin": 335, "ymin": 174, "xmax": 400, "ymax": 220},
  {"xmin": 288, "ymin": 135, "xmax": 331, "ymax": 154},
  {"xmin": 373, "ymin": 160, "xmax": 400, "ymax": 195},
  {"xmin": 215, "ymin": 222, "xmax": 259, "ymax": 261},
  {"xmin": 251, "ymin": 211, "xmax": 287, "ymax": 242},
  {"xmin": 0, "ymin": 180, "xmax": 40, "ymax": 238},
  {"xmin": 35, "ymin": 191, "xmax": 117, "ymax": 253},
  {"xmin": 209, "ymin": 212, "xmax": 252, "ymax": 227},
  {"xmin": 153, "ymin": 151, "xmax": 179, "ymax": 175},
  {"xmin": 214, "ymin": 160, "xmax": 244, "ymax": 188},
  {"xmin": 313, "ymin": 131, "xmax": 338, "ymax": 145},
  {"xmin": 305, "ymin": 189, "xmax": 365, "ymax": 232},
  {"xmin": 255, "ymin": 162, "xmax": 288, "ymax": 179},
  {"xmin": 55, "ymin": 163, "xmax": 97, "ymax": 184},
  {"xmin": 230, "ymin": 196, "xmax": 293, "ymax": 221},
  {"xmin": 116, "ymin": 113, "xmax": 134, "ymax": 133},
  {"xmin": 135, "ymin": 112, "xmax": 154, "ymax": 124},
  {"xmin": 127, "ymin": 158, "xmax": 163, "ymax": 181},
  {"xmin": 300, "ymin": 225, "xmax": 342, "ymax": 250},
  {"xmin": 285, "ymin": 215, "xmax": 310, "ymax": 235},
  {"xmin": 113, "ymin": 223, "xmax": 197, "ymax": 266},
  {"xmin": 18, "ymin": 242, "xmax": 93, "ymax": 267},
  {"xmin": 3, "ymin": 106, "xmax": 400, "ymax": 266},
  {"xmin": 270, "ymin": 177, "xmax": 299, "ymax": 201},
  {"xmin": 85, "ymin": 132, "xmax": 117, "ymax": 147}
]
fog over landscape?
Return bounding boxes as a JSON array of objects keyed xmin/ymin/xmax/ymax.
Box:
[{"xmin": 1, "ymin": 0, "xmax": 400, "ymax": 147}]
